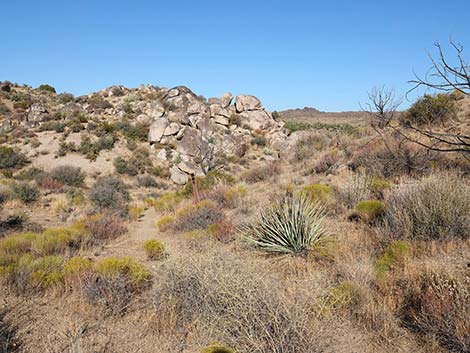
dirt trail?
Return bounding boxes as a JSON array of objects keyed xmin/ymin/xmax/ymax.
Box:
[{"xmin": 99, "ymin": 207, "xmax": 182, "ymax": 266}]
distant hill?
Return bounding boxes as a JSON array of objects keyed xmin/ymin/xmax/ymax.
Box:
[{"xmin": 278, "ymin": 106, "xmax": 370, "ymax": 126}]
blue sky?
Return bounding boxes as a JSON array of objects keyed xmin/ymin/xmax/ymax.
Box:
[{"xmin": 2, "ymin": 0, "xmax": 470, "ymax": 111}]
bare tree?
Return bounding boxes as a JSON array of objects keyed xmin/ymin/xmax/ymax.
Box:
[
  {"xmin": 409, "ymin": 40, "xmax": 470, "ymax": 95},
  {"xmin": 362, "ymin": 86, "xmax": 401, "ymax": 128},
  {"xmin": 402, "ymin": 40, "xmax": 470, "ymax": 155}
]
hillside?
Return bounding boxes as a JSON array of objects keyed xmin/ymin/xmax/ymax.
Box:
[{"xmin": 0, "ymin": 81, "xmax": 469, "ymax": 353}]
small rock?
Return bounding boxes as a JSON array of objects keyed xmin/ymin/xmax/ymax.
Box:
[{"xmin": 235, "ymin": 94, "xmax": 262, "ymax": 112}]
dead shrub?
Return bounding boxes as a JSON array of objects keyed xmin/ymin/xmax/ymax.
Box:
[
  {"xmin": 173, "ymin": 200, "xmax": 224, "ymax": 232},
  {"xmin": 153, "ymin": 251, "xmax": 329, "ymax": 352},
  {"xmin": 82, "ymin": 213, "xmax": 127, "ymax": 245},
  {"xmin": 241, "ymin": 162, "xmax": 281, "ymax": 184},
  {"xmin": 400, "ymin": 271, "xmax": 470, "ymax": 353},
  {"xmin": 311, "ymin": 151, "xmax": 340, "ymax": 174},
  {"xmin": 382, "ymin": 172, "xmax": 470, "ymax": 241}
]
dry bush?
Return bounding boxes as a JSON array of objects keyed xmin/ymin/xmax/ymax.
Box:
[
  {"xmin": 206, "ymin": 218, "xmax": 236, "ymax": 243},
  {"xmin": 49, "ymin": 165, "xmax": 85, "ymax": 187},
  {"xmin": 82, "ymin": 212, "xmax": 127, "ymax": 245},
  {"xmin": 89, "ymin": 177, "xmax": 130, "ymax": 213},
  {"xmin": 200, "ymin": 184, "xmax": 246, "ymax": 209},
  {"xmin": 311, "ymin": 151, "xmax": 340, "ymax": 174},
  {"xmin": 152, "ymin": 251, "xmax": 329, "ymax": 352},
  {"xmin": 349, "ymin": 139, "xmax": 437, "ymax": 178},
  {"xmin": 382, "ymin": 172, "xmax": 470, "ymax": 241},
  {"xmin": 400, "ymin": 271, "xmax": 470, "ymax": 353},
  {"xmin": 241, "ymin": 162, "xmax": 281, "ymax": 184},
  {"xmin": 291, "ymin": 133, "xmax": 330, "ymax": 163},
  {"xmin": 173, "ymin": 200, "xmax": 224, "ymax": 232},
  {"xmin": 0, "ymin": 307, "xmax": 20, "ymax": 353},
  {"xmin": 38, "ymin": 177, "xmax": 64, "ymax": 193}
]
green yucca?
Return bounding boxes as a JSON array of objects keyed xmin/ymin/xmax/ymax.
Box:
[{"xmin": 243, "ymin": 194, "xmax": 328, "ymax": 255}]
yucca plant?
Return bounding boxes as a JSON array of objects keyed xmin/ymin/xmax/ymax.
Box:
[{"xmin": 243, "ymin": 194, "xmax": 328, "ymax": 255}]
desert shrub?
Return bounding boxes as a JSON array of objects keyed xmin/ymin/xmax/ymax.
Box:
[
  {"xmin": 143, "ymin": 239, "xmax": 165, "ymax": 260},
  {"xmin": 82, "ymin": 213, "xmax": 127, "ymax": 245},
  {"xmin": 36, "ymin": 84, "xmax": 56, "ymax": 93},
  {"xmin": 57, "ymin": 92, "xmax": 74, "ymax": 104},
  {"xmin": 243, "ymin": 194, "xmax": 328, "ymax": 255},
  {"xmin": 78, "ymin": 257, "xmax": 150, "ymax": 315},
  {"xmin": 292, "ymin": 134, "xmax": 330, "ymax": 162},
  {"xmin": 153, "ymin": 251, "xmax": 326, "ymax": 352},
  {"xmin": 114, "ymin": 148, "xmax": 152, "ymax": 176},
  {"xmin": 250, "ymin": 135, "xmax": 267, "ymax": 147},
  {"xmin": 156, "ymin": 215, "xmax": 174, "ymax": 232},
  {"xmin": 299, "ymin": 184, "xmax": 331, "ymax": 203},
  {"xmin": 114, "ymin": 157, "xmax": 138, "ymax": 176},
  {"xmin": 382, "ymin": 173, "xmax": 470, "ymax": 241},
  {"xmin": 115, "ymin": 121, "xmax": 149, "ymax": 142},
  {"xmin": 312, "ymin": 151, "xmax": 340, "ymax": 174},
  {"xmin": 326, "ymin": 281, "xmax": 367, "ymax": 310},
  {"xmin": 404, "ymin": 93, "xmax": 456, "ymax": 125},
  {"xmin": 149, "ymin": 165, "xmax": 170, "ymax": 178},
  {"xmin": 153, "ymin": 192, "xmax": 183, "ymax": 212},
  {"xmin": 173, "ymin": 200, "xmax": 225, "ymax": 232},
  {"xmin": 10, "ymin": 182, "xmax": 39, "ymax": 203},
  {"xmin": 49, "ymin": 165, "xmax": 85, "ymax": 187},
  {"xmin": 201, "ymin": 343, "xmax": 234, "ymax": 353},
  {"xmin": 0, "ymin": 146, "xmax": 28, "ymax": 169},
  {"xmin": 241, "ymin": 162, "xmax": 281, "ymax": 184},
  {"xmin": 200, "ymin": 184, "xmax": 246, "ymax": 209},
  {"xmin": 137, "ymin": 175, "xmax": 158, "ymax": 187},
  {"xmin": 128, "ymin": 204, "xmax": 145, "ymax": 221},
  {"xmin": 14, "ymin": 166, "xmax": 45, "ymax": 181},
  {"xmin": 400, "ymin": 271, "xmax": 470, "ymax": 352},
  {"xmin": 355, "ymin": 200, "xmax": 385, "ymax": 224},
  {"xmin": 374, "ymin": 240, "xmax": 409, "ymax": 280},
  {"xmin": 335, "ymin": 173, "xmax": 390, "ymax": 210},
  {"xmin": 0, "ymin": 306, "xmax": 20, "ymax": 353},
  {"xmin": 88, "ymin": 96, "xmax": 113, "ymax": 110},
  {"xmin": 182, "ymin": 170, "xmax": 236, "ymax": 196},
  {"xmin": 206, "ymin": 218, "xmax": 235, "ymax": 243},
  {"xmin": 89, "ymin": 177, "xmax": 130, "ymax": 212},
  {"xmin": 32, "ymin": 227, "xmax": 83, "ymax": 256}
]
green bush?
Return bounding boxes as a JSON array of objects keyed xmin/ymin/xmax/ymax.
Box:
[
  {"xmin": 299, "ymin": 184, "xmax": 331, "ymax": 203},
  {"xmin": 49, "ymin": 165, "xmax": 85, "ymax": 187},
  {"xmin": 382, "ymin": 173, "xmax": 470, "ymax": 241},
  {"xmin": 374, "ymin": 240, "xmax": 409, "ymax": 279},
  {"xmin": 0, "ymin": 146, "xmax": 28, "ymax": 169},
  {"xmin": 404, "ymin": 93, "xmax": 456, "ymax": 125},
  {"xmin": 201, "ymin": 344, "xmax": 234, "ymax": 353},
  {"xmin": 243, "ymin": 194, "xmax": 328, "ymax": 255},
  {"xmin": 250, "ymin": 135, "xmax": 267, "ymax": 147},
  {"xmin": 182, "ymin": 170, "xmax": 236, "ymax": 196},
  {"xmin": 355, "ymin": 200, "xmax": 385, "ymax": 223},
  {"xmin": 36, "ymin": 84, "xmax": 56, "ymax": 93},
  {"xmin": 143, "ymin": 239, "xmax": 165, "ymax": 260},
  {"xmin": 89, "ymin": 177, "xmax": 130, "ymax": 212},
  {"xmin": 10, "ymin": 182, "xmax": 40, "ymax": 203},
  {"xmin": 137, "ymin": 175, "xmax": 158, "ymax": 187}
]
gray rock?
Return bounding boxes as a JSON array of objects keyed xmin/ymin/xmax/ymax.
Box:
[
  {"xmin": 239, "ymin": 110, "xmax": 274, "ymax": 131},
  {"xmin": 136, "ymin": 114, "xmax": 152, "ymax": 125},
  {"xmin": 213, "ymin": 115, "xmax": 230, "ymax": 126},
  {"xmin": 168, "ymin": 88, "xmax": 180, "ymax": 98},
  {"xmin": 146, "ymin": 101, "xmax": 165, "ymax": 118},
  {"xmin": 108, "ymin": 85, "xmax": 125, "ymax": 97},
  {"xmin": 148, "ymin": 118, "xmax": 169, "ymax": 143},
  {"xmin": 156, "ymin": 149, "xmax": 167, "ymax": 161},
  {"xmin": 167, "ymin": 110, "xmax": 189, "ymax": 125},
  {"xmin": 177, "ymin": 127, "xmax": 202, "ymax": 157},
  {"xmin": 235, "ymin": 94, "xmax": 262, "ymax": 112},
  {"xmin": 170, "ymin": 166, "xmax": 189, "ymax": 185},
  {"xmin": 163, "ymin": 122, "xmax": 181, "ymax": 136},
  {"xmin": 210, "ymin": 104, "xmax": 231, "ymax": 118},
  {"xmin": 220, "ymin": 92, "xmax": 233, "ymax": 108},
  {"xmin": 187, "ymin": 101, "xmax": 208, "ymax": 115}
]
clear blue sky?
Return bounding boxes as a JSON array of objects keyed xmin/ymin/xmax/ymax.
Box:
[{"xmin": 2, "ymin": 0, "xmax": 469, "ymax": 111}]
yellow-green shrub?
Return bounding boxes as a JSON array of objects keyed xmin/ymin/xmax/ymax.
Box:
[
  {"xmin": 95, "ymin": 257, "xmax": 150, "ymax": 286},
  {"xmin": 374, "ymin": 240, "xmax": 409, "ymax": 279},
  {"xmin": 299, "ymin": 184, "xmax": 331, "ymax": 203},
  {"xmin": 128, "ymin": 204, "xmax": 145, "ymax": 221},
  {"xmin": 156, "ymin": 215, "xmax": 174, "ymax": 232},
  {"xmin": 143, "ymin": 239, "xmax": 165, "ymax": 260},
  {"xmin": 355, "ymin": 200, "xmax": 385, "ymax": 223},
  {"xmin": 153, "ymin": 192, "xmax": 183, "ymax": 212},
  {"xmin": 201, "ymin": 343, "xmax": 234, "ymax": 353}
]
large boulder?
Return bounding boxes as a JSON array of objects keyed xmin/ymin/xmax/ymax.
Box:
[
  {"xmin": 27, "ymin": 103, "xmax": 48, "ymax": 126},
  {"xmin": 210, "ymin": 104, "xmax": 230, "ymax": 118},
  {"xmin": 220, "ymin": 93, "xmax": 233, "ymax": 108},
  {"xmin": 177, "ymin": 127, "xmax": 202, "ymax": 157},
  {"xmin": 163, "ymin": 122, "xmax": 181, "ymax": 136},
  {"xmin": 239, "ymin": 110, "xmax": 275, "ymax": 131},
  {"xmin": 146, "ymin": 101, "xmax": 165, "ymax": 118},
  {"xmin": 235, "ymin": 94, "xmax": 262, "ymax": 112},
  {"xmin": 107, "ymin": 85, "xmax": 125, "ymax": 97},
  {"xmin": 170, "ymin": 166, "xmax": 189, "ymax": 185},
  {"xmin": 148, "ymin": 117, "xmax": 169, "ymax": 143}
]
